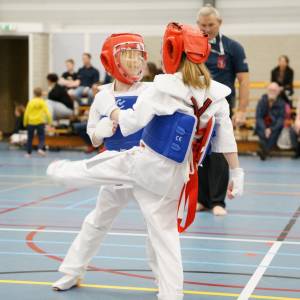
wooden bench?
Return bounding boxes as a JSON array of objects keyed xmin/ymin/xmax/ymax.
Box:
[{"xmin": 32, "ymin": 81, "xmax": 299, "ymax": 152}]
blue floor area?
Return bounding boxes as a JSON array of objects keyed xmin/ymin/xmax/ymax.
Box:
[{"xmin": 0, "ymin": 142, "xmax": 300, "ymax": 300}]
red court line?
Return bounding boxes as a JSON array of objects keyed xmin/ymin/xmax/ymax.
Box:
[
  {"xmin": 0, "ymin": 203, "xmax": 67, "ymax": 207},
  {"xmin": 0, "ymin": 189, "xmax": 78, "ymax": 215},
  {"xmin": 26, "ymin": 226, "xmax": 156, "ymax": 281},
  {"xmin": 25, "ymin": 227, "xmax": 300, "ymax": 293}
]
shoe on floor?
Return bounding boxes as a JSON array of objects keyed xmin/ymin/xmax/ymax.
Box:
[
  {"xmin": 257, "ymin": 150, "xmax": 266, "ymax": 161},
  {"xmin": 52, "ymin": 275, "xmax": 81, "ymax": 291},
  {"xmin": 37, "ymin": 149, "xmax": 46, "ymax": 156},
  {"xmin": 212, "ymin": 206, "xmax": 227, "ymax": 216}
]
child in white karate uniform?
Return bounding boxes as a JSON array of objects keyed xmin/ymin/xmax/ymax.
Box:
[
  {"xmin": 49, "ymin": 22, "xmax": 244, "ymax": 300},
  {"xmin": 52, "ymin": 33, "xmax": 159, "ymax": 290}
]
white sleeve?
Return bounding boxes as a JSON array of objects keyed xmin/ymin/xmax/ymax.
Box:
[
  {"xmin": 118, "ymin": 87, "xmax": 157, "ymax": 136},
  {"xmin": 211, "ymin": 99, "xmax": 238, "ymax": 153},
  {"xmin": 87, "ymin": 94, "xmax": 102, "ymax": 147}
]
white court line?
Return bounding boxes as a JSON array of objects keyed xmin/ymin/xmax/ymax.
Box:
[
  {"xmin": 246, "ymin": 182, "xmax": 300, "ymax": 188},
  {"xmin": 0, "ymin": 227, "xmax": 300, "ymax": 245},
  {"xmin": 65, "ymin": 196, "xmax": 97, "ymax": 209},
  {"xmin": 0, "ymin": 175, "xmax": 45, "ymax": 179},
  {"xmin": 1, "ymin": 174, "xmax": 299, "ymax": 187},
  {"xmin": 0, "ymin": 179, "xmax": 47, "ymax": 193},
  {"xmin": 0, "ymin": 182, "xmax": 56, "ymax": 187},
  {"xmin": 237, "ymin": 241, "xmax": 282, "ymax": 300}
]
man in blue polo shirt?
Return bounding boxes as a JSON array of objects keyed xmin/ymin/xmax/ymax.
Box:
[
  {"xmin": 74, "ymin": 53, "xmax": 100, "ymax": 105},
  {"xmin": 196, "ymin": 5, "xmax": 249, "ymax": 215}
]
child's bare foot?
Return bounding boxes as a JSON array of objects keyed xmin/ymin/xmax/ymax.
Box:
[{"xmin": 212, "ymin": 206, "xmax": 227, "ymax": 216}]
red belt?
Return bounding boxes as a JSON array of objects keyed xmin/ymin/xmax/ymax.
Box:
[{"xmin": 177, "ymin": 97, "xmax": 212, "ymax": 233}]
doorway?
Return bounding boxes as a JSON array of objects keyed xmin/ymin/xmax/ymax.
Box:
[{"xmin": 0, "ymin": 36, "xmax": 28, "ymax": 134}]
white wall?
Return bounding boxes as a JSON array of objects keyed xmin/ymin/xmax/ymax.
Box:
[
  {"xmin": 51, "ymin": 33, "xmax": 85, "ymax": 75},
  {"xmin": 29, "ymin": 33, "xmax": 49, "ymax": 98},
  {"xmin": 1, "ymin": 0, "xmax": 300, "ymax": 100},
  {"xmin": 50, "ymin": 33, "xmax": 109, "ymax": 81},
  {"xmin": 1, "ymin": 0, "xmax": 300, "ymax": 35}
]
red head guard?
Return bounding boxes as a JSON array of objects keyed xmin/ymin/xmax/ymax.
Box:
[
  {"xmin": 162, "ymin": 22, "xmax": 211, "ymax": 74},
  {"xmin": 100, "ymin": 33, "xmax": 147, "ymax": 84}
]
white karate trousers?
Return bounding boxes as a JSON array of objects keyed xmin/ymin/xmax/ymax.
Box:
[
  {"xmin": 59, "ymin": 185, "xmax": 160, "ymax": 282},
  {"xmin": 48, "ymin": 150, "xmax": 184, "ymax": 300}
]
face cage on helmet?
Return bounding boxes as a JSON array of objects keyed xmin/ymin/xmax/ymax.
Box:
[{"xmin": 113, "ymin": 42, "xmax": 146, "ymax": 83}]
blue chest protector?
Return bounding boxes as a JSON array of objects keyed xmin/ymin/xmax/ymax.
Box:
[
  {"xmin": 103, "ymin": 95, "xmax": 143, "ymax": 151},
  {"xmin": 142, "ymin": 112, "xmax": 197, "ymax": 163}
]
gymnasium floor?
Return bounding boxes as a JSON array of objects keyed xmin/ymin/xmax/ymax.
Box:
[{"xmin": 0, "ymin": 142, "xmax": 299, "ymax": 300}]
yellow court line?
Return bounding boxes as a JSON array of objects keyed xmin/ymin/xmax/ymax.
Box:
[{"xmin": 0, "ymin": 279, "xmax": 299, "ymax": 300}]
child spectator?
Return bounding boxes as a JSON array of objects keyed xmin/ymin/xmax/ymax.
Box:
[
  {"xmin": 23, "ymin": 87, "xmax": 52, "ymax": 157},
  {"xmin": 255, "ymin": 82, "xmax": 285, "ymax": 160}
]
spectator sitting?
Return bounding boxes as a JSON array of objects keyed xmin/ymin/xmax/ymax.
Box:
[
  {"xmin": 255, "ymin": 82, "xmax": 285, "ymax": 160},
  {"xmin": 74, "ymin": 53, "xmax": 99, "ymax": 105},
  {"xmin": 142, "ymin": 62, "xmax": 158, "ymax": 82},
  {"xmin": 59, "ymin": 59, "xmax": 80, "ymax": 97},
  {"xmin": 103, "ymin": 72, "xmax": 113, "ymax": 84},
  {"xmin": 290, "ymin": 100, "xmax": 300, "ymax": 159},
  {"xmin": 72, "ymin": 121, "xmax": 95, "ymax": 153},
  {"xmin": 72, "ymin": 107, "xmax": 96, "ymax": 154},
  {"xmin": 9, "ymin": 104, "xmax": 26, "ymax": 145},
  {"xmin": 271, "ymin": 55, "xmax": 294, "ymax": 105},
  {"xmin": 13, "ymin": 103, "xmax": 26, "ymax": 133},
  {"xmin": 47, "ymin": 73, "xmax": 74, "ymax": 120},
  {"xmin": 23, "ymin": 87, "xmax": 52, "ymax": 157}
]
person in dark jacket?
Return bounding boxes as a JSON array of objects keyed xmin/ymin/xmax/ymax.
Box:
[
  {"xmin": 74, "ymin": 53, "xmax": 99, "ymax": 105},
  {"xmin": 290, "ymin": 100, "xmax": 300, "ymax": 159},
  {"xmin": 271, "ymin": 55, "xmax": 294, "ymax": 105},
  {"xmin": 47, "ymin": 73, "xmax": 74, "ymax": 120},
  {"xmin": 255, "ymin": 82, "xmax": 285, "ymax": 160},
  {"xmin": 196, "ymin": 4, "xmax": 249, "ymax": 215}
]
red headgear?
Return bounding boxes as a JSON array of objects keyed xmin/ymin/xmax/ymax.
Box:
[
  {"xmin": 162, "ymin": 22, "xmax": 211, "ymax": 74},
  {"xmin": 100, "ymin": 33, "xmax": 147, "ymax": 84}
]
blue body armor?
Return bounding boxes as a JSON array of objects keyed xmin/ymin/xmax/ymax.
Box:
[
  {"xmin": 104, "ymin": 95, "xmax": 143, "ymax": 151},
  {"xmin": 142, "ymin": 112, "xmax": 197, "ymax": 163}
]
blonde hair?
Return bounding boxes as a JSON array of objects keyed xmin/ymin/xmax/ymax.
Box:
[
  {"xmin": 120, "ymin": 49, "xmax": 143, "ymax": 61},
  {"xmin": 197, "ymin": 4, "xmax": 222, "ymax": 21},
  {"xmin": 119, "ymin": 49, "xmax": 144, "ymax": 72},
  {"xmin": 181, "ymin": 58, "xmax": 211, "ymax": 89}
]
